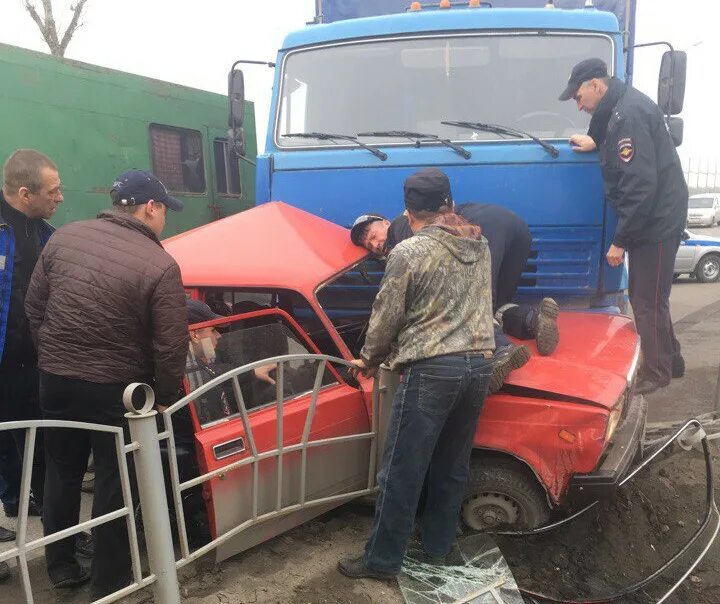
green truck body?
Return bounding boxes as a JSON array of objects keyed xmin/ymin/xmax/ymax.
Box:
[{"xmin": 0, "ymin": 42, "xmax": 257, "ymax": 235}]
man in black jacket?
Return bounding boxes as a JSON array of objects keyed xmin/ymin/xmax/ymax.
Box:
[
  {"xmin": 560, "ymin": 58, "xmax": 688, "ymax": 394},
  {"xmin": 0, "ymin": 149, "xmax": 64, "ymax": 581},
  {"xmin": 350, "ymin": 202, "xmax": 560, "ymax": 357}
]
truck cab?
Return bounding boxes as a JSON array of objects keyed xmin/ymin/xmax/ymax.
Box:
[{"xmin": 237, "ymin": 4, "xmax": 626, "ymax": 310}]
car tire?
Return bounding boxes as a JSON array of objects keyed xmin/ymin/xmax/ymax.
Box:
[
  {"xmin": 461, "ymin": 458, "xmax": 551, "ymax": 532},
  {"xmin": 695, "ymin": 253, "xmax": 720, "ymax": 283}
]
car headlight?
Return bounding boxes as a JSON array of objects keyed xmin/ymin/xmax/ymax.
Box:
[{"xmin": 605, "ymin": 390, "xmax": 626, "ymax": 443}]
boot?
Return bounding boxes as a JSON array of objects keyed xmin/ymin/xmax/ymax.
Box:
[
  {"xmin": 533, "ymin": 298, "xmax": 560, "ymax": 356},
  {"xmin": 490, "ymin": 344, "xmax": 531, "ymax": 393}
]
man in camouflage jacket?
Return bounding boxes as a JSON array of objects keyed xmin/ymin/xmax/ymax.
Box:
[{"xmin": 338, "ymin": 168, "xmax": 495, "ymax": 580}]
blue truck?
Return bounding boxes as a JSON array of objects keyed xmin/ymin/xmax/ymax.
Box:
[{"xmin": 229, "ymin": 0, "xmax": 685, "ymax": 311}]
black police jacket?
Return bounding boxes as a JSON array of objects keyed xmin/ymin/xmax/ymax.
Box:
[{"xmin": 592, "ymin": 81, "xmax": 688, "ymax": 249}]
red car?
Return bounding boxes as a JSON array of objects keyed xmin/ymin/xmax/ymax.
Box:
[{"xmin": 164, "ymin": 202, "xmax": 645, "ymax": 562}]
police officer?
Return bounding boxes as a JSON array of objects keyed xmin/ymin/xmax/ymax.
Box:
[{"xmin": 560, "ymin": 58, "xmax": 688, "ymax": 395}]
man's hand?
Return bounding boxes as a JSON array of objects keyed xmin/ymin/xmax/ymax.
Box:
[
  {"xmin": 569, "ymin": 134, "xmax": 597, "ymax": 153},
  {"xmin": 349, "ymin": 358, "xmax": 376, "ymax": 379},
  {"xmin": 606, "ymin": 244, "xmax": 625, "ymax": 267},
  {"xmin": 254, "ymin": 364, "xmax": 276, "ymax": 385}
]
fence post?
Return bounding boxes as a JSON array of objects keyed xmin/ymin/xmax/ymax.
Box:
[{"xmin": 123, "ymin": 383, "xmax": 181, "ymax": 604}]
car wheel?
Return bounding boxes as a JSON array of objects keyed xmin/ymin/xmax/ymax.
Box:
[
  {"xmin": 461, "ymin": 458, "xmax": 551, "ymax": 532},
  {"xmin": 695, "ymin": 254, "xmax": 720, "ymax": 283}
]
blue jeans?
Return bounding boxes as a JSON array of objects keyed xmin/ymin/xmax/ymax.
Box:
[{"xmin": 363, "ymin": 353, "xmax": 492, "ymax": 573}]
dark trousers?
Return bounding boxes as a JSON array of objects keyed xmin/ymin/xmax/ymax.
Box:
[
  {"xmin": 498, "ymin": 304, "xmax": 536, "ymax": 340},
  {"xmin": 628, "ymin": 236, "xmax": 683, "ymax": 384},
  {"xmin": 489, "ymin": 227, "xmax": 532, "ymax": 310},
  {"xmin": 0, "ymin": 430, "xmax": 21, "ymax": 507},
  {"xmin": 40, "ymin": 371, "xmax": 132, "ymax": 596},
  {"xmin": 0, "ymin": 366, "xmax": 45, "ymax": 508},
  {"xmin": 364, "ymin": 354, "xmax": 492, "ymax": 573}
]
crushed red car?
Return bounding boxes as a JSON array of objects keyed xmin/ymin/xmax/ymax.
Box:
[{"xmin": 163, "ymin": 202, "xmax": 645, "ymax": 561}]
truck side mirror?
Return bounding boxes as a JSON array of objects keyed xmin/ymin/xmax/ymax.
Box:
[
  {"xmin": 228, "ymin": 68, "xmax": 245, "ymax": 128},
  {"xmin": 228, "ymin": 68, "xmax": 246, "ymax": 157},
  {"xmin": 666, "ymin": 116, "xmax": 683, "ymax": 147},
  {"xmin": 658, "ymin": 50, "xmax": 687, "ymax": 115}
]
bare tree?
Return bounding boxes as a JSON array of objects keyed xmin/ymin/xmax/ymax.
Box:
[{"xmin": 24, "ymin": 0, "xmax": 90, "ymax": 57}]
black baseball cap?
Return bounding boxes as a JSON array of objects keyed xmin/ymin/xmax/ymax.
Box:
[
  {"xmin": 187, "ymin": 298, "xmax": 221, "ymax": 325},
  {"xmin": 350, "ymin": 213, "xmax": 387, "ymax": 246},
  {"xmin": 111, "ymin": 169, "xmax": 184, "ymax": 211},
  {"xmin": 404, "ymin": 168, "xmax": 452, "ymax": 212},
  {"xmin": 558, "ymin": 58, "xmax": 609, "ymax": 101}
]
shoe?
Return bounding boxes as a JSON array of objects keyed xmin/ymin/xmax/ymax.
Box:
[
  {"xmin": 635, "ymin": 379, "xmax": 669, "ymax": 395},
  {"xmin": 75, "ymin": 531, "xmax": 94, "ymax": 558},
  {"xmin": 534, "ymin": 297, "xmax": 560, "ymax": 356},
  {"xmin": 490, "ymin": 344, "xmax": 531, "ymax": 393},
  {"xmin": 4, "ymin": 497, "xmax": 42, "ymax": 518},
  {"xmin": 416, "ymin": 551, "xmax": 447, "ymax": 566},
  {"xmin": 0, "ymin": 561, "xmax": 9, "ymax": 582},
  {"xmin": 672, "ymin": 355, "xmax": 685, "ymax": 379},
  {"xmin": 0, "ymin": 525, "xmax": 16, "ymax": 542},
  {"xmin": 337, "ymin": 556, "xmax": 397, "ymax": 580},
  {"xmin": 51, "ymin": 565, "xmax": 91, "ymax": 588}
]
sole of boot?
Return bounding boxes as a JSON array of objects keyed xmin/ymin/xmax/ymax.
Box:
[
  {"xmin": 490, "ymin": 345, "xmax": 531, "ymax": 393},
  {"xmin": 536, "ymin": 298, "xmax": 560, "ymax": 356}
]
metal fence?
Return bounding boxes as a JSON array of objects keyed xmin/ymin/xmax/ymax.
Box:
[{"xmin": 0, "ymin": 354, "xmax": 385, "ymax": 604}]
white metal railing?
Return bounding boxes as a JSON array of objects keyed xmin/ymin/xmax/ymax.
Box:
[{"xmin": 1, "ymin": 354, "xmax": 384, "ymax": 604}]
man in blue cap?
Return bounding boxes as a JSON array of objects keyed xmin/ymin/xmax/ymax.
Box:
[{"xmin": 25, "ymin": 169, "xmax": 188, "ymax": 596}]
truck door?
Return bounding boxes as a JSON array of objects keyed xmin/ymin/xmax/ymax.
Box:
[{"xmin": 182, "ymin": 309, "xmax": 374, "ymax": 562}]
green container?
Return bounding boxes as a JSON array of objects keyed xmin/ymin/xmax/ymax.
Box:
[{"xmin": 0, "ymin": 42, "xmax": 257, "ymax": 236}]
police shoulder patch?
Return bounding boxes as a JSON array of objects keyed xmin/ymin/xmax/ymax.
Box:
[{"xmin": 618, "ymin": 137, "xmax": 634, "ymax": 163}]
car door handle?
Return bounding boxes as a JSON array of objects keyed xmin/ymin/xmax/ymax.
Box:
[{"xmin": 213, "ymin": 437, "xmax": 246, "ymax": 460}]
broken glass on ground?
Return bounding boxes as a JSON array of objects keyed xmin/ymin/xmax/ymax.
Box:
[{"xmin": 398, "ymin": 533, "xmax": 524, "ymax": 604}]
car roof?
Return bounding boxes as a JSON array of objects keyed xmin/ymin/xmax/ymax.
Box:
[{"xmin": 163, "ymin": 202, "xmax": 368, "ymax": 297}]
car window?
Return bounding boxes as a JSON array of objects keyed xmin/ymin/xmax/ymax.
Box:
[{"xmin": 186, "ymin": 313, "xmax": 336, "ymax": 427}]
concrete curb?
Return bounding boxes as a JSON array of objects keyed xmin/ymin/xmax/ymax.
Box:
[{"xmin": 674, "ymin": 298, "xmax": 720, "ymax": 335}]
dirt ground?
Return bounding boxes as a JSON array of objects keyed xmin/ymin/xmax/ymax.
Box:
[{"xmin": 118, "ymin": 441, "xmax": 720, "ymax": 604}]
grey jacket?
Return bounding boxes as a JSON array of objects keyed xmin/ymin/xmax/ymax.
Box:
[{"xmin": 360, "ymin": 222, "xmax": 495, "ymax": 371}]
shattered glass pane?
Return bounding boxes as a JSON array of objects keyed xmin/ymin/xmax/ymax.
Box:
[{"xmin": 399, "ymin": 534, "xmax": 524, "ymax": 604}]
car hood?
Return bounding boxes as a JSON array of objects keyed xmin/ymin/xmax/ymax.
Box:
[{"xmin": 504, "ymin": 312, "xmax": 638, "ymax": 410}]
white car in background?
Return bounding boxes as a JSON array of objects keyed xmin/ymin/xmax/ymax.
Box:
[
  {"xmin": 675, "ymin": 230, "xmax": 720, "ymax": 282},
  {"xmin": 687, "ymin": 194, "xmax": 720, "ymax": 227}
]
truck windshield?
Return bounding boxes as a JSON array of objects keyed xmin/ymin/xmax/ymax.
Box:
[
  {"xmin": 276, "ymin": 33, "xmax": 613, "ymax": 147},
  {"xmin": 689, "ymin": 197, "xmax": 714, "ymax": 209}
]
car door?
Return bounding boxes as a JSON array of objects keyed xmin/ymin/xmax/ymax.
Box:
[
  {"xmin": 674, "ymin": 231, "xmax": 696, "ymax": 273},
  {"xmin": 184, "ymin": 308, "xmax": 373, "ymax": 562}
]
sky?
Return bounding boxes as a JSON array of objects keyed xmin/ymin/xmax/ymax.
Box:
[{"xmin": 0, "ymin": 0, "xmax": 717, "ymax": 180}]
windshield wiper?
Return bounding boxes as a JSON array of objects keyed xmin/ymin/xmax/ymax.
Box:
[
  {"xmin": 441, "ymin": 121, "xmax": 559, "ymax": 159},
  {"xmin": 357, "ymin": 130, "xmax": 471, "ymax": 160},
  {"xmin": 282, "ymin": 132, "xmax": 387, "ymax": 161}
]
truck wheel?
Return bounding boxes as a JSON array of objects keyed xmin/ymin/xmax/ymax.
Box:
[
  {"xmin": 695, "ymin": 254, "xmax": 720, "ymax": 283},
  {"xmin": 461, "ymin": 459, "xmax": 550, "ymax": 531}
]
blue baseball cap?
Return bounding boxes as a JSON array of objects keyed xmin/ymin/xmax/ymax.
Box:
[{"xmin": 111, "ymin": 169, "xmax": 184, "ymax": 211}]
